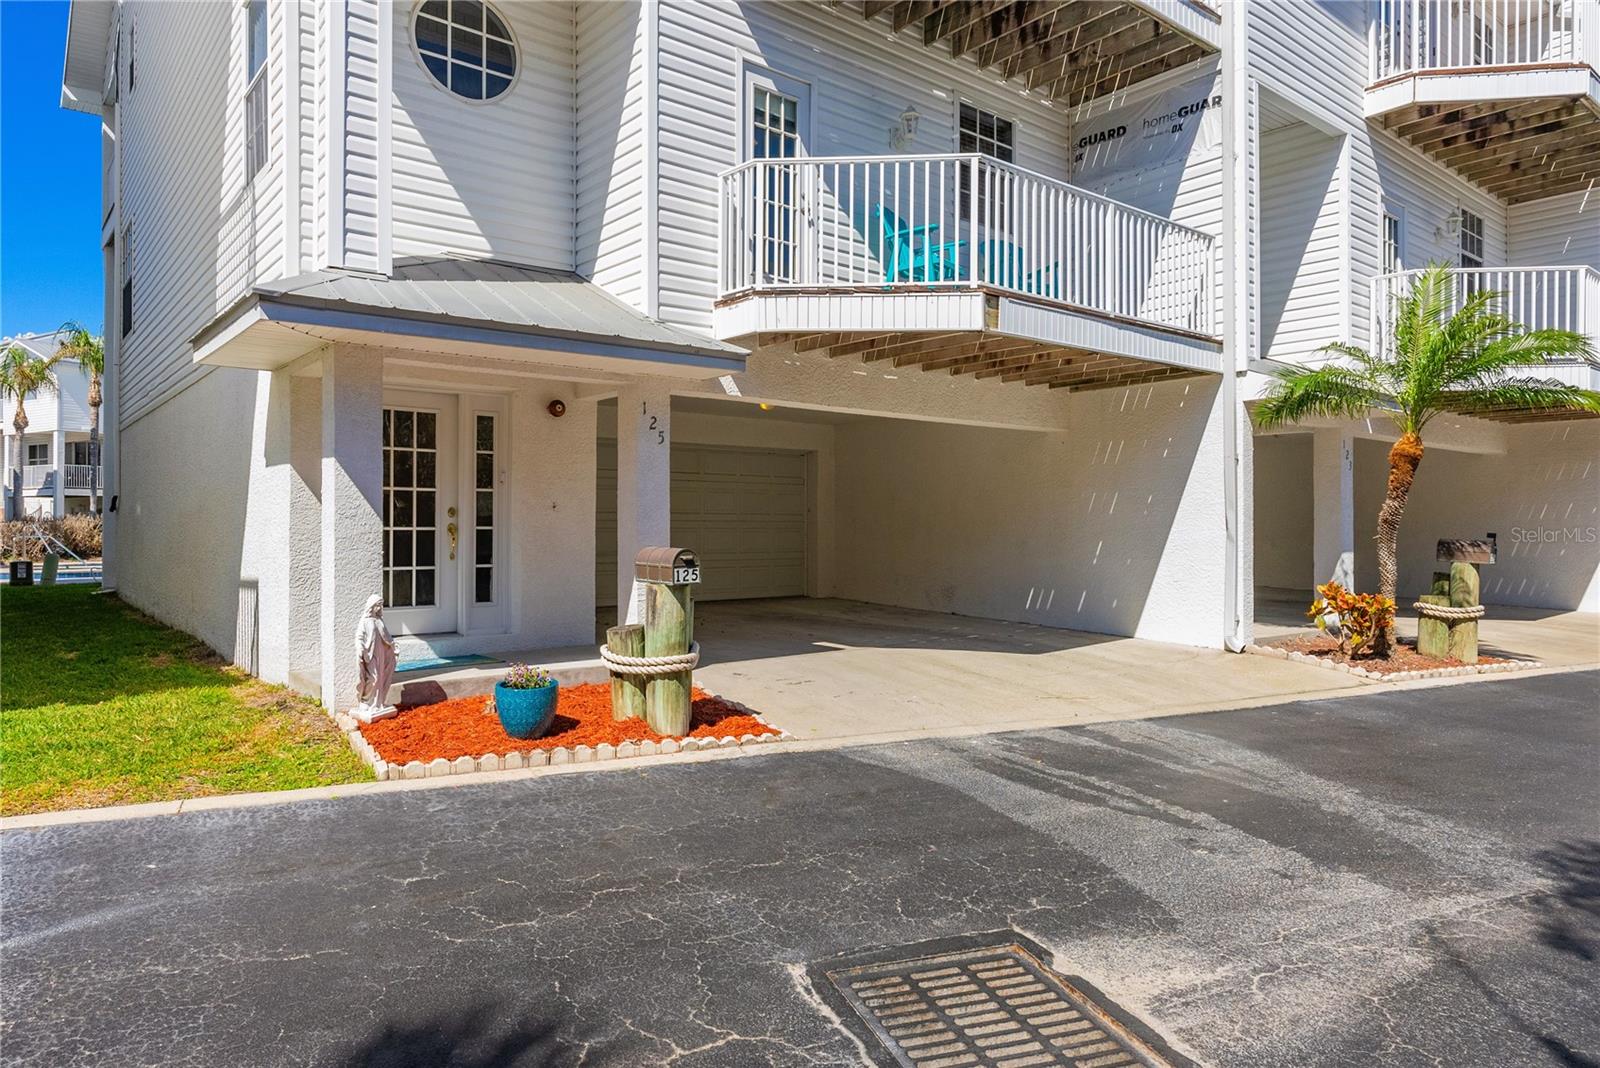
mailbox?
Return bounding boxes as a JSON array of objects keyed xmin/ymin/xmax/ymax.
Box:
[
  {"xmin": 635, "ymin": 546, "xmax": 701, "ymax": 585},
  {"xmin": 1437, "ymin": 535, "xmax": 1497, "ymax": 566}
]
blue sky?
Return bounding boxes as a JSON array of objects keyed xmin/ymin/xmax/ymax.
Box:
[{"xmin": 2, "ymin": 0, "xmax": 104, "ymax": 338}]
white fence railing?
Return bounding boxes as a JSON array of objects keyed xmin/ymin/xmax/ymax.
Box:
[
  {"xmin": 1370, "ymin": 266, "xmax": 1600, "ymax": 362},
  {"xmin": 718, "ymin": 153, "xmax": 1216, "ymax": 336},
  {"xmin": 1372, "ymin": 0, "xmax": 1599, "ymax": 81},
  {"xmin": 22, "ymin": 464, "xmax": 100, "ymax": 491}
]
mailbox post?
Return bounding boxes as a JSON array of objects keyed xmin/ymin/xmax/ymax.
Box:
[{"xmin": 601, "ymin": 548, "xmax": 701, "ymax": 735}]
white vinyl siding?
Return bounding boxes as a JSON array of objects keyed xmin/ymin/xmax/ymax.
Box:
[
  {"xmin": 332, "ymin": 0, "xmax": 383, "ymax": 271},
  {"xmin": 1261, "ymin": 121, "xmax": 1344, "ymax": 363},
  {"xmin": 112, "ymin": 0, "xmax": 285, "ymax": 426},
  {"xmin": 1508, "ymin": 191, "xmax": 1600, "ymax": 269},
  {"xmin": 576, "ymin": 0, "xmax": 647, "ymax": 307},
  {"xmin": 653, "ymin": 0, "xmax": 1075, "ymax": 333},
  {"xmin": 390, "ymin": 0, "xmax": 575, "ymax": 270}
]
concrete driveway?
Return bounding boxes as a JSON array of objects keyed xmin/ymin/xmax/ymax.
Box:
[
  {"xmin": 4, "ymin": 671, "xmax": 1596, "ymax": 1066},
  {"xmin": 695, "ymin": 598, "xmax": 1371, "ymax": 743}
]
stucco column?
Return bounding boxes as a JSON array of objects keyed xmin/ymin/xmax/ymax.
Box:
[
  {"xmin": 52, "ymin": 428, "xmax": 66, "ymax": 518},
  {"xmin": 1312, "ymin": 429, "xmax": 1356, "ymax": 589},
  {"xmin": 615, "ymin": 381, "xmax": 672, "ymax": 623},
  {"xmin": 289, "ymin": 373, "xmax": 324, "ymax": 689},
  {"xmin": 318, "ymin": 348, "xmax": 384, "ymax": 712}
]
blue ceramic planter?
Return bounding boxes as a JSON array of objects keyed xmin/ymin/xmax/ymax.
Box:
[{"xmin": 494, "ymin": 680, "xmax": 559, "ymax": 740}]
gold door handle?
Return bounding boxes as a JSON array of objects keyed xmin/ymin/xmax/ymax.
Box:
[{"xmin": 447, "ymin": 522, "xmax": 458, "ymax": 560}]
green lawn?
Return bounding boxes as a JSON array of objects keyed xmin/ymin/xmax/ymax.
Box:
[{"xmin": 2, "ymin": 585, "xmax": 371, "ymax": 816}]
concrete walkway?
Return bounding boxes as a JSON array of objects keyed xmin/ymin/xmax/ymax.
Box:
[{"xmin": 693, "ymin": 598, "xmax": 1372, "ymax": 743}]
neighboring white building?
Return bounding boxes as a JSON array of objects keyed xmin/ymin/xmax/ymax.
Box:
[
  {"xmin": 1, "ymin": 330, "xmax": 104, "ymax": 519},
  {"xmin": 59, "ymin": 0, "xmax": 1599, "ymax": 711}
]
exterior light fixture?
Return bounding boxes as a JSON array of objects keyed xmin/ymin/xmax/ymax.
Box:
[
  {"xmin": 547, "ymin": 399, "xmax": 567, "ymax": 418},
  {"xmin": 889, "ymin": 104, "xmax": 920, "ymax": 150}
]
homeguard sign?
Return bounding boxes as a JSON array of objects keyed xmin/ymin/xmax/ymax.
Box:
[{"xmin": 1071, "ymin": 73, "xmax": 1223, "ymax": 188}]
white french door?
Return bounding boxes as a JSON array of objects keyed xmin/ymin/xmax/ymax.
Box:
[
  {"xmin": 743, "ymin": 64, "xmax": 811, "ymax": 285},
  {"xmin": 383, "ymin": 391, "xmax": 459, "ymax": 635}
]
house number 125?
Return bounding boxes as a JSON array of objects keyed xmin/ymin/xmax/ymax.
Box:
[{"xmin": 643, "ymin": 402, "xmax": 664, "ymax": 445}]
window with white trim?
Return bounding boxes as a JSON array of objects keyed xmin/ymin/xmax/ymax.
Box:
[
  {"xmin": 1458, "ymin": 208, "xmax": 1484, "ymax": 269},
  {"xmin": 958, "ymin": 103, "xmax": 1015, "ymax": 220},
  {"xmin": 68, "ymin": 441, "xmax": 92, "ymax": 466},
  {"xmin": 27, "ymin": 444, "xmax": 49, "ymax": 466},
  {"xmin": 244, "ymin": 0, "xmax": 269, "ymax": 179},
  {"xmin": 1382, "ymin": 211, "xmax": 1403, "ymax": 274},
  {"xmin": 473, "ymin": 413, "xmax": 496, "ymax": 604},
  {"xmin": 414, "ymin": 0, "xmax": 518, "ymax": 102}
]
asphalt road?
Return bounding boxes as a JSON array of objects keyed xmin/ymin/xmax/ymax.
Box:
[{"xmin": 3, "ymin": 671, "xmax": 1597, "ymax": 1067}]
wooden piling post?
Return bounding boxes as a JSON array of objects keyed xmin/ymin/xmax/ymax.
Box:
[
  {"xmin": 606, "ymin": 623, "xmax": 646, "ymax": 721},
  {"xmin": 1448, "ymin": 561, "xmax": 1480, "ymax": 664},
  {"xmin": 644, "ymin": 581, "xmax": 693, "ymax": 736}
]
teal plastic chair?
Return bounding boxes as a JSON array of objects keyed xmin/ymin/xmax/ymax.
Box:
[{"xmin": 870, "ymin": 205, "xmax": 966, "ymax": 283}]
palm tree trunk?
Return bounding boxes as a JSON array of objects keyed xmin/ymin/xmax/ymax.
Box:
[
  {"xmin": 88, "ymin": 404, "xmax": 101, "ymax": 516},
  {"xmin": 10, "ymin": 406, "xmax": 27, "ymax": 522},
  {"xmin": 1375, "ymin": 431, "xmax": 1424, "ymax": 653}
]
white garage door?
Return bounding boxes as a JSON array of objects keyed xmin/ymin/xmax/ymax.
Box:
[{"xmin": 596, "ymin": 442, "xmax": 808, "ymax": 604}]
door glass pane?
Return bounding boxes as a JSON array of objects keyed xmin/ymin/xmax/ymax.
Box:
[
  {"xmin": 383, "ymin": 406, "xmax": 440, "ymax": 610},
  {"xmin": 473, "ymin": 414, "xmax": 495, "ymax": 603}
]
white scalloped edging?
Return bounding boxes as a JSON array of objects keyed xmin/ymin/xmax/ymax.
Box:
[
  {"xmin": 1243, "ymin": 643, "xmax": 1542, "ymax": 683},
  {"xmin": 335, "ymin": 697, "xmax": 791, "ymax": 782}
]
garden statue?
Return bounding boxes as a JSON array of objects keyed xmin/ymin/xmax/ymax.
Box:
[{"xmin": 353, "ymin": 594, "xmax": 399, "ymax": 723}]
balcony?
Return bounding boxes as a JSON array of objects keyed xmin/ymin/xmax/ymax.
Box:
[
  {"xmin": 22, "ymin": 464, "xmax": 101, "ymax": 492},
  {"xmin": 1372, "ymin": 266, "xmax": 1600, "ymax": 420},
  {"xmin": 1366, "ymin": 0, "xmax": 1600, "ymax": 202},
  {"xmin": 716, "ymin": 153, "xmax": 1220, "ymax": 391}
]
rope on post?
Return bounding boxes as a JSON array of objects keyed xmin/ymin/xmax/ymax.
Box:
[
  {"xmin": 1413, "ymin": 601, "xmax": 1485, "ymax": 622},
  {"xmin": 599, "ymin": 641, "xmax": 701, "ymax": 677}
]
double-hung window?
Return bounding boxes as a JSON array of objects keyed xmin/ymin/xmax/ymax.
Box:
[
  {"xmin": 26, "ymin": 444, "xmax": 50, "ymax": 467},
  {"xmin": 1458, "ymin": 208, "xmax": 1484, "ymax": 268},
  {"xmin": 244, "ymin": 0, "xmax": 269, "ymax": 180},
  {"xmin": 958, "ymin": 103, "xmax": 1015, "ymax": 222},
  {"xmin": 1382, "ymin": 211, "xmax": 1404, "ymax": 274}
]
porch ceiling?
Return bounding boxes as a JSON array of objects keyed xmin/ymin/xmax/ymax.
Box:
[
  {"xmin": 1374, "ymin": 94, "xmax": 1600, "ymax": 204},
  {"xmin": 768, "ymin": 329, "xmax": 1207, "ymax": 391},
  {"xmin": 850, "ymin": 0, "xmax": 1217, "ymax": 109},
  {"xmin": 1441, "ymin": 398, "xmax": 1600, "ymax": 424}
]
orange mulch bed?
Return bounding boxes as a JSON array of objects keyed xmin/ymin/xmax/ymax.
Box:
[
  {"xmin": 359, "ymin": 683, "xmax": 780, "ymax": 765},
  {"xmin": 1265, "ymin": 634, "xmax": 1513, "ymax": 675}
]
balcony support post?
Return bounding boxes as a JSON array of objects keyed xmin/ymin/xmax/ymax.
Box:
[
  {"xmin": 1312, "ymin": 430, "xmax": 1357, "ymax": 591},
  {"xmin": 52, "ymin": 428, "xmax": 66, "ymax": 518}
]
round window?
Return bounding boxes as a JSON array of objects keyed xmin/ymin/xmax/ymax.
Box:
[{"xmin": 413, "ymin": 0, "xmax": 517, "ymax": 102}]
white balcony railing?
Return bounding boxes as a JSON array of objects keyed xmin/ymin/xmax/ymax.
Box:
[
  {"xmin": 1372, "ymin": 0, "xmax": 1599, "ymax": 81},
  {"xmin": 21, "ymin": 464, "xmax": 101, "ymax": 491},
  {"xmin": 718, "ymin": 153, "xmax": 1216, "ymax": 336},
  {"xmin": 1371, "ymin": 267, "xmax": 1600, "ymax": 374}
]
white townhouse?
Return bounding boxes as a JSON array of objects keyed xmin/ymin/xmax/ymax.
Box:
[
  {"xmin": 60, "ymin": 0, "xmax": 1599, "ymax": 712},
  {"xmin": 2, "ymin": 330, "xmax": 104, "ymax": 519}
]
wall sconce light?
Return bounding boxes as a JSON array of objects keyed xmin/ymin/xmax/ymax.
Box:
[
  {"xmin": 547, "ymin": 399, "xmax": 566, "ymax": 418},
  {"xmin": 1435, "ymin": 209, "xmax": 1463, "ymax": 240},
  {"xmin": 889, "ymin": 104, "xmax": 920, "ymax": 150}
]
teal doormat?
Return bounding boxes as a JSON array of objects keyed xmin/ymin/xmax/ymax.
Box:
[{"xmin": 395, "ymin": 653, "xmax": 500, "ymax": 673}]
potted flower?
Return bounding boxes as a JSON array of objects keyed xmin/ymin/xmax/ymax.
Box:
[{"xmin": 493, "ymin": 664, "xmax": 558, "ymax": 739}]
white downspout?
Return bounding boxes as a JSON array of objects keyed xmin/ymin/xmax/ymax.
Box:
[{"xmin": 1220, "ymin": 0, "xmax": 1251, "ymax": 652}]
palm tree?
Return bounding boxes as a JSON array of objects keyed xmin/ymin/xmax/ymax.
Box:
[
  {"xmin": 0, "ymin": 342, "xmax": 62, "ymax": 521},
  {"xmin": 56, "ymin": 323, "xmax": 105, "ymax": 515},
  {"xmin": 1255, "ymin": 263, "xmax": 1600, "ymax": 651}
]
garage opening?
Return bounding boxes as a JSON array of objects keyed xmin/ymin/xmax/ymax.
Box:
[{"xmin": 595, "ymin": 397, "xmax": 834, "ymax": 617}]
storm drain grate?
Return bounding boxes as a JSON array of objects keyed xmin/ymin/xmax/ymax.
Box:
[{"xmin": 826, "ymin": 944, "xmax": 1172, "ymax": 1068}]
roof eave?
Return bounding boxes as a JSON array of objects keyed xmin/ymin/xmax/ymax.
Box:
[{"xmin": 61, "ymin": 0, "xmax": 114, "ymax": 115}]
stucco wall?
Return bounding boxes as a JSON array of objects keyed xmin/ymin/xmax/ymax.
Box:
[
  {"xmin": 113, "ymin": 365, "xmax": 284, "ymax": 678},
  {"xmin": 831, "ymin": 377, "xmax": 1229, "ymax": 647},
  {"xmin": 1354, "ymin": 424, "xmax": 1600, "ymax": 612},
  {"xmin": 1252, "ymin": 433, "xmax": 1314, "ymax": 590}
]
